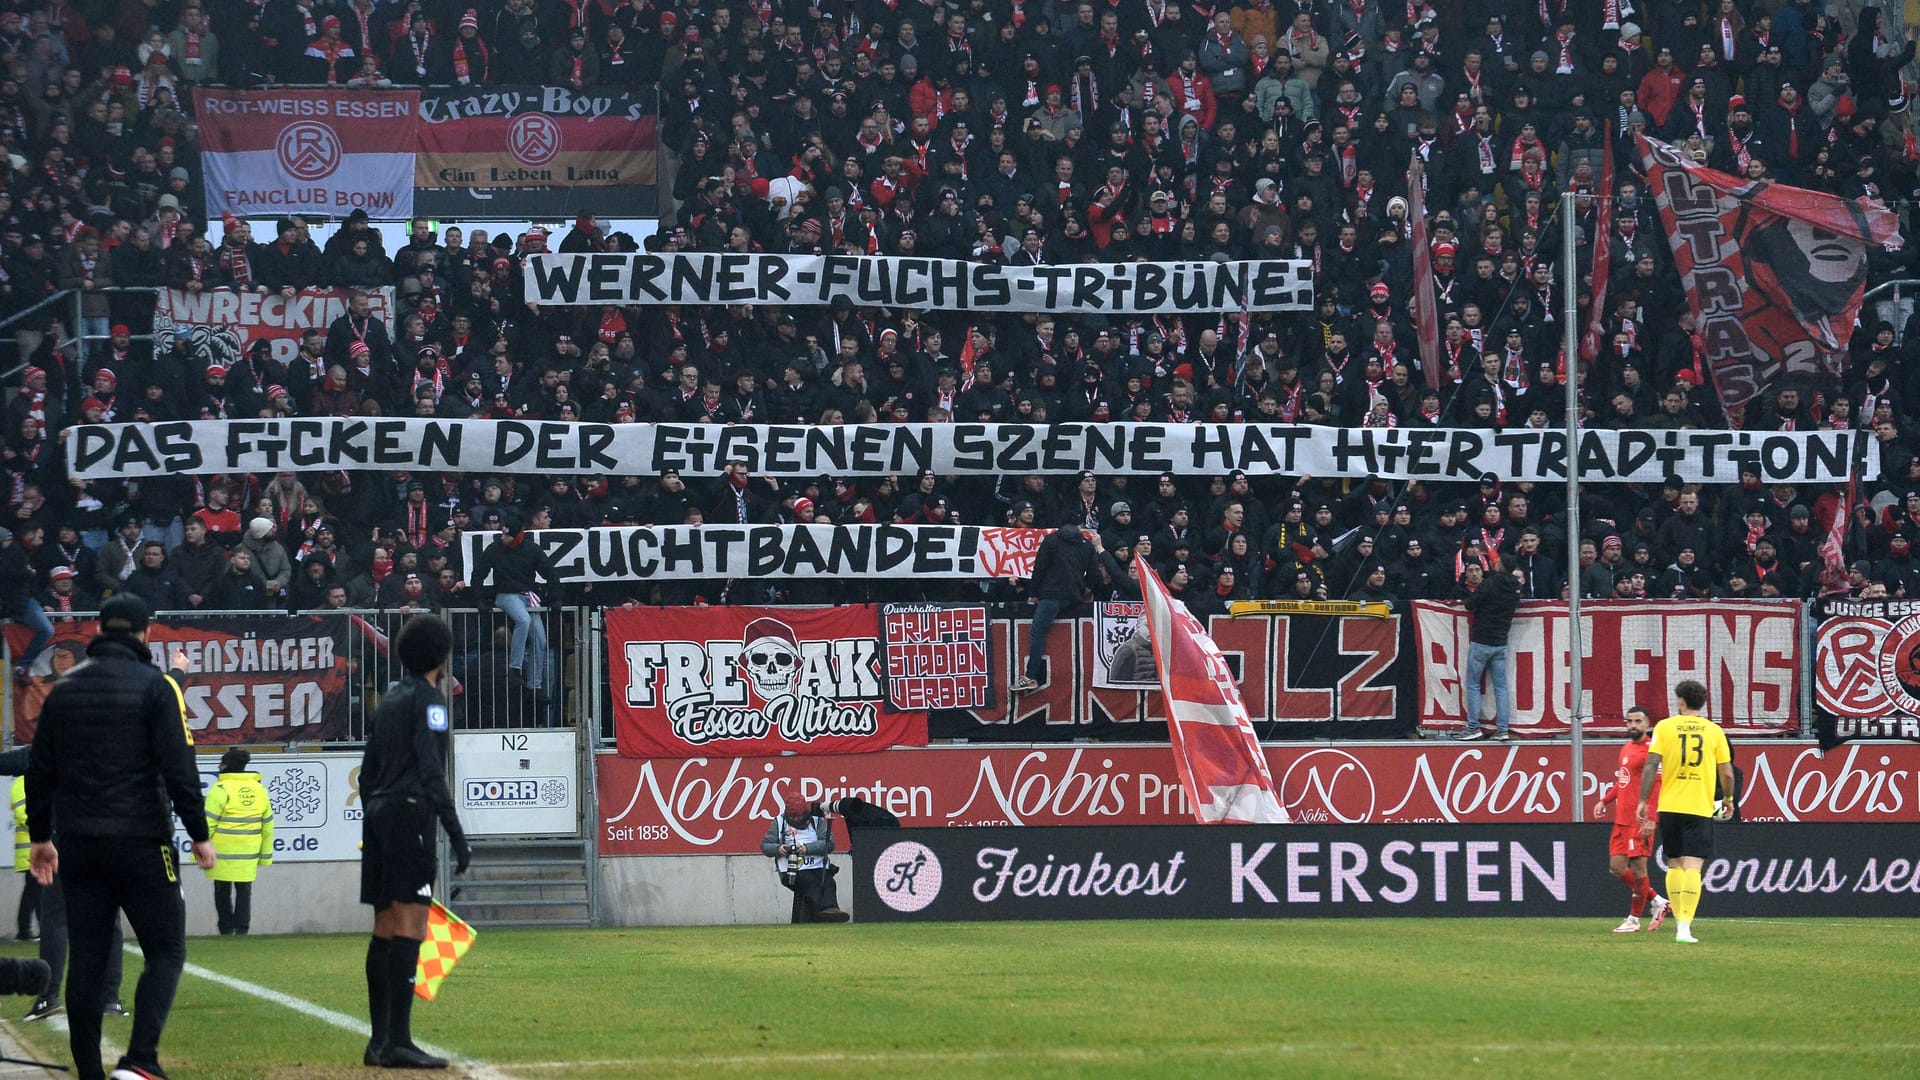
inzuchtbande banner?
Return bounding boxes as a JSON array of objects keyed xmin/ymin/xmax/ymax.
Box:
[
  {"xmin": 69, "ymin": 419, "xmax": 1879, "ymax": 484},
  {"xmin": 461, "ymin": 525, "xmax": 1052, "ymax": 584},
  {"xmin": 522, "ymin": 253, "xmax": 1314, "ymax": 312}
]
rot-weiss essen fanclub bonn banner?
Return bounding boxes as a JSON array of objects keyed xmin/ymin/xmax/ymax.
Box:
[{"xmin": 194, "ymin": 88, "xmax": 421, "ymax": 218}]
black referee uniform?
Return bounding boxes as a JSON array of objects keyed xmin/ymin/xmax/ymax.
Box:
[
  {"xmin": 360, "ymin": 668, "xmax": 468, "ymax": 1067},
  {"xmin": 26, "ymin": 605, "xmax": 208, "ymax": 1080}
]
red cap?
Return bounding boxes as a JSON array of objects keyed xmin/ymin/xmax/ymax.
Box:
[
  {"xmin": 109, "ymin": 323, "xmax": 129, "ymax": 336},
  {"xmin": 751, "ymin": 177, "xmax": 772, "ymax": 200},
  {"xmin": 793, "ymin": 497, "xmax": 815, "ymax": 519},
  {"xmin": 205, "ymin": 364, "xmax": 227, "ymax": 378},
  {"xmin": 321, "ymin": 14, "xmax": 340, "ymax": 30},
  {"xmin": 783, "ymin": 792, "xmax": 811, "ymax": 817}
]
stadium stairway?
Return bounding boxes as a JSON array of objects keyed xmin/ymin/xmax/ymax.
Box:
[{"xmin": 446, "ymin": 838, "xmax": 595, "ymax": 929}]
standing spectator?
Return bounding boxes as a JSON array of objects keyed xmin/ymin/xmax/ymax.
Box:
[
  {"xmin": 1012, "ymin": 523, "xmax": 1104, "ymax": 693},
  {"xmin": 1454, "ymin": 553, "xmax": 1520, "ymax": 742}
]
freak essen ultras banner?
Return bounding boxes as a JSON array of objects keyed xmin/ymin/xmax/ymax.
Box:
[
  {"xmin": 523, "ymin": 253, "xmax": 1314, "ymax": 314},
  {"xmin": 460, "ymin": 525, "xmax": 1050, "ymax": 584},
  {"xmin": 1814, "ymin": 597, "xmax": 1920, "ymax": 748},
  {"xmin": 194, "ymin": 88, "xmax": 420, "ymax": 218},
  {"xmin": 1412, "ymin": 600, "xmax": 1803, "ymax": 735},
  {"xmin": 605, "ymin": 606, "xmax": 929, "ymax": 758},
  {"xmin": 155, "ymin": 287, "xmax": 395, "ymax": 370},
  {"xmin": 65, "ymin": 418, "xmax": 1877, "ymax": 485},
  {"xmin": 1638, "ymin": 134, "xmax": 1900, "ymax": 421},
  {"xmin": 5, "ymin": 616, "xmax": 349, "ymax": 745}
]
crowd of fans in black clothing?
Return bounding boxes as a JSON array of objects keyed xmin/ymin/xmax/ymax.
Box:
[{"xmin": 5, "ymin": 0, "xmax": 1920, "ymax": 676}]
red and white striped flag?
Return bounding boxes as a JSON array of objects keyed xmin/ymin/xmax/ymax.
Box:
[
  {"xmin": 1580, "ymin": 126, "xmax": 1615, "ymax": 362},
  {"xmin": 1408, "ymin": 154, "xmax": 1442, "ymax": 390},
  {"xmin": 1818, "ymin": 471, "xmax": 1857, "ymax": 596},
  {"xmin": 1136, "ymin": 560, "xmax": 1287, "ymax": 824}
]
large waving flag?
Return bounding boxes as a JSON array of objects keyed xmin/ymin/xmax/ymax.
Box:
[
  {"xmin": 1136, "ymin": 561, "xmax": 1287, "ymax": 824},
  {"xmin": 1637, "ymin": 134, "xmax": 1900, "ymax": 424}
]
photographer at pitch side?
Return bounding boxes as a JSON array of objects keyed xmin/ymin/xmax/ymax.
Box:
[{"xmin": 762, "ymin": 793, "xmax": 850, "ymax": 924}]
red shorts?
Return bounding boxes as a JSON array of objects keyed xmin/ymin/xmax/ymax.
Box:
[{"xmin": 1609, "ymin": 822, "xmax": 1653, "ymax": 859}]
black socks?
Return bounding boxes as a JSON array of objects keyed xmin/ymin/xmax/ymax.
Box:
[
  {"xmin": 366, "ymin": 936, "xmax": 391, "ymax": 1049},
  {"xmin": 386, "ymin": 935, "xmax": 423, "ymax": 1050}
]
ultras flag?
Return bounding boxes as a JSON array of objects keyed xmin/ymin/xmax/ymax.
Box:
[
  {"xmin": 1135, "ymin": 560, "xmax": 1288, "ymax": 823},
  {"xmin": 1637, "ymin": 134, "xmax": 1901, "ymax": 424}
]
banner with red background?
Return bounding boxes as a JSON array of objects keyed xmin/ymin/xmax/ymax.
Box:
[
  {"xmin": 8, "ymin": 615, "xmax": 349, "ymax": 745},
  {"xmin": 1638, "ymin": 134, "xmax": 1899, "ymax": 422},
  {"xmin": 595, "ymin": 741, "xmax": 1920, "ymax": 855},
  {"xmin": 606, "ymin": 605, "xmax": 928, "ymax": 758},
  {"xmin": 1412, "ymin": 600, "xmax": 1803, "ymax": 735}
]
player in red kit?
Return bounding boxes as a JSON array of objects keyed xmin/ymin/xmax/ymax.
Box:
[{"xmin": 1594, "ymin": 705, "xmax": 1670, "ymax": 933}]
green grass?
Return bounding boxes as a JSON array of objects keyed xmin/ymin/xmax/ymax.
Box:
[{"xmin": 4, "ymin": 920, "xmax": 1916, "ymax": 1078}]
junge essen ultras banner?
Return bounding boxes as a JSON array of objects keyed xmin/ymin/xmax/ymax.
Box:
[{"xmin": 67, "ymin": 419, "xmax": 1878, "ymax": 485}]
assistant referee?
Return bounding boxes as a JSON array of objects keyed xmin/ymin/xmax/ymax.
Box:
[
  {"xmin": 1638, "ymin": 679, "xmax": 1734, "ymax": 945},
  {"xmin": 360, "ymin": 614, "xmax": 471, "ymax": 1070},
  {"xmin": 26, "ymin": 594, "xmax": 215, "ymax": 1080}
]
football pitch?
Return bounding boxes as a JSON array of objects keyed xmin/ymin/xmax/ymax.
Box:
[{"xmin": 3, "ymin": 919, "xmax": 1915, "ymax": 1078}]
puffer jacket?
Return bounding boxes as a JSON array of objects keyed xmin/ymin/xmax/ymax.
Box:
[{"xmin": 25, "ymin": 635, "xmax": 209, "ymax": 845}]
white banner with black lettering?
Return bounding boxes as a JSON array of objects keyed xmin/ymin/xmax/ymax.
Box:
[
  {"xmin": 522, "ymin": 253, "xmax": 1314, "ymax": 313},
  {"xmin": 67, "ymin": 419, "xmax": 1878, "ymax": 485},
  {"xmin": 462, "ymin": 525, "xmax": 1051, "ymax": 584}
]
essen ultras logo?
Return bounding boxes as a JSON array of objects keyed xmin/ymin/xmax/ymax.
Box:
[{"xmin": 623, "ymin": 616, "xmax": 886, "ymax": 746}]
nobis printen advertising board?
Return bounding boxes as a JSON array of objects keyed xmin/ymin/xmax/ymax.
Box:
[{"xmin": 853, "ymin": 825, "xmax": 1920, "ymax": 921}]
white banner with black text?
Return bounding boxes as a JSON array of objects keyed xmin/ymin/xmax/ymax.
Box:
[
  {"xmin": 522, "ymin": 253, "xmax": 1315, "ymax": 313},
  {"xmin": 68, "ymin": 419, "xmax": 1879, "ymax": 484},
  {"xmin": 461, "ymin": 525, "xmax": 1052, "ymax": 584}
]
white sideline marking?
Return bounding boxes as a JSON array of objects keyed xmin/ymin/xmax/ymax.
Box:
[
  {"xmin": 126, "ymin": 946, "xmax": 515, "ymax": 1080},
  {"xmin": 505, "ymin": 1041, "xmax": 1920, "ymax": 1071}
]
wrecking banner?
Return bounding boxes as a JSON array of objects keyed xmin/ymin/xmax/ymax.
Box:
[
  {"xmin": 154, "ymin": 287, "xmax": 395, "ymax": 370},
  {"xmin": 67, "ymin": 418, "xmax": 1878, "ymax": 485},
  {"xmin": 595, "ymin": 742, "xmax": 1920, "ymax": 856},
  {"xmin": 523, "ymin": 253, "xmax": 1315, "ymax": 313},
  {"xmin": 460, "ymin": 525, "xmax": 1052, "ymax": 584},
  {"xmin": 605, "ymin": 605, "xmax": 928, "ymax": 758},
  {"xmin": 1813, "ymin": 597, "xmax": 1920, "ymax": 748},
  {"xmin": 1413, "ymin": 600, "xmax": 1803, "ymax": 735},
  {"xmin": 194, "ymin": 87, "xmax": 419, "ymax": 218},
  {"xmin": 7, "ymin": 615, "xmax": 349, "ymax": 744},
  {"xmin": 1638, "ymin": 134, "xmax": 1899, "ymax": 421}
]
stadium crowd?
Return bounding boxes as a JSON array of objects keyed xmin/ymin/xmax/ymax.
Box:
[{"xmin": 3, "ymin": 0, "xmax": 1920, "ymax": 667}]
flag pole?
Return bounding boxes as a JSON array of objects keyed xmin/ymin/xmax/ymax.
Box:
[{"xmin": 1562, "ymin": 191, "xmax": 1585, "ymax": 823}]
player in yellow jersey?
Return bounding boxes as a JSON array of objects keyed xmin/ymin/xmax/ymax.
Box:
[{"xmin": 1637, "ymin": 680, "xmax": 1733, "ymax": 944}]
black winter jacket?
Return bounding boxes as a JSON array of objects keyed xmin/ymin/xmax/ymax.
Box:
[
  {"xmin": 1465, "ymin": 568, "xmax": 1520, "ymax": 646},
  {"xmin": 26, "ymin": 635, "xmax": 209, "ymax": 845}
]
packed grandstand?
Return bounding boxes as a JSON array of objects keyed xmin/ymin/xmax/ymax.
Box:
[{"xmin": 0, "ymin": 0, "xmax": 1917, "ymax": 642}]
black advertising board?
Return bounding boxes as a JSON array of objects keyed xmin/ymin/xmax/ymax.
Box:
[{"xmin": 854, "ymin": 824, "xmax": 1920, "ymax": 922}]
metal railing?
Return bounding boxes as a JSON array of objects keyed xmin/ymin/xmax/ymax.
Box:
[
  {"xmin": 3, "ymin": 605, "xmax": 590, "ymax": 748},
  {"xmin": 1863, "ymin": 278, "xmax": 1920, "ymax": 344}
]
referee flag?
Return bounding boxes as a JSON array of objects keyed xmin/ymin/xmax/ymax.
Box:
[{"xmin": 415, "ymin": 901, "xmax": 476, "ymax": 1001}]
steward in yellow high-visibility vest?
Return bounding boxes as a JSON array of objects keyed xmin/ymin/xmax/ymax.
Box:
[
  {"xmin": 204, "ymin": 749, "xmax": 273, "ymax": 935},
  {"xmin": 11, "ymin": 775, "xmax": 29, "ymax": 873}
]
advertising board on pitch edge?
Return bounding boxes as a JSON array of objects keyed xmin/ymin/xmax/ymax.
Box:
[{"xmin": 854, "ymin": 825, "xmax": 1920, "ymax": 921}]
